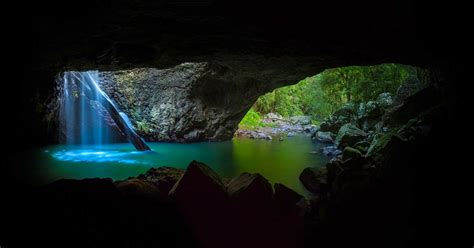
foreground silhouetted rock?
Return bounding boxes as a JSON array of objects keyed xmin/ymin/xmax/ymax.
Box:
[
  {"xmin": 227, "ymin": 172, "xmax": 274, "ymax": 215},
  {"xmin": 299, "ymin": 167, "xmax": 329, "ymax": 194},
  {"xmin": 136, "ymin": 166, "xmax": 184, "ymax": 194},
  {"xmin": 169, "ymin": 160, "xmax": 227, "ymax": 201},
  {"xmin": 274, "ymin": 183, "xmax": 304, "ymax": 215},
  {"xmin": 32, "ymin": 178, "xmax": 198, "ymax": 248},
  {"xmin": 168, "ymin": 160, "xmax": 232, "ymax": 248},
  {"xmin": 116, "ymin": 178, "xmax": 167, "ymax": 201}
]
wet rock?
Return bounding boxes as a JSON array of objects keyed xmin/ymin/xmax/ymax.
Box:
[
  {"xmin": 290, "ymin": 115, "xmax": 312, "ymax": 125},
  {"xmin": 264, "ymin": 112, "xmax": 284, "ymax": 120},
  {"xmin": 353, "ymin": 140, "xmax": 371, "ymax": 154},
  {"xmin": 312, "ymin": 131, "xmax": 335, "ymax": 143},
  {"xmin": 367, "ymin": 132, "xmax": 407, "ymax": 163},
  {"xmin": 320, "ymin": 145, "xmax": 342, "ymax": 157},
  {"xmin": 320, "ymin": 103, "xmax": 358, "ymax": 133},
  {"xmin": 235, "ymin": 129, "xmax": 272, "ymax": 140},
  {"xmin": 342, "ymin": 147, "xmax": 363, "ymax": 161},
  {"xmin": 136, "ymin": 166, "xmax": 184, "ymax": 194},
  {"xmin": 336, "ymin": 123, "xmax": 367, "ymax": 148},
  {"xmin": 319, "ymin": 120, "xmax": 344, "ymax": 134},
  {"xmin": 274, "ymin": 183, "xmax": 304, "ymax": 215},
  {"xmin": 377, "ymin": 92, "xmax": 393, "ymax": 108},
  {"xmin": 304, "ymin": 124, "xmax": 319, "ymax": 134},
  {"xmin": 227, "ymin": 173, "xmax": 274, "ymax": 213},
  {"xmin": 299, "ymin": 167, "xmax": 328, "ymax": 194}
]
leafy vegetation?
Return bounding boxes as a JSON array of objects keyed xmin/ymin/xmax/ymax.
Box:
[
  {"xmin": 245, "ymin": 63, "xmax": 426, "ymax": 126},
  {"xmin": 238, "ymin": 108, "xmax": 278, "ymax": 130}
]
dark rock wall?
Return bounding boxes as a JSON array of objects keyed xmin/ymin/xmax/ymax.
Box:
[{"xmin": 99, "ymin": 57, "xmax": 327, "ymax": 141}]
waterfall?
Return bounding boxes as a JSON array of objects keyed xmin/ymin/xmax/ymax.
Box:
[{"xmin": 60, "ymin": 71, "xmax": 150, "ymax": 151}]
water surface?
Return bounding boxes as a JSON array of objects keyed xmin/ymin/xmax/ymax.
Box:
[{"xmin": 17, "ymin": 135, "xmax": 328, "ymax": 196}]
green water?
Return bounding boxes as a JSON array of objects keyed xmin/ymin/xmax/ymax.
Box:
[{"xmin": 17, "ymin": 135, "xmax": 328, "ymax": 196}]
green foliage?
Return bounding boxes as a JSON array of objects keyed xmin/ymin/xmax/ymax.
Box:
[
  {"xmin": 245, "ymin": 63, "xmax": 426, "ymax": 125},
  {"xmin": 238, "ymin": 108, "xmax": 278, "ymax": 130},
  {"xmin": 238, "ymin": 108, "xmax": 263, "ymax": 130}
]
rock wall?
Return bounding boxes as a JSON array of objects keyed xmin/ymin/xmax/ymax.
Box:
[{"xmin": 99, "ymin": 60, "xmax": 324, "ymax": 142}]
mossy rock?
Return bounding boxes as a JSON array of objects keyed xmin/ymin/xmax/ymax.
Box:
[
  {"xmin": 336, "ymin": 123, "xmax": 367, "ymax": 149},
  {"xmin": 342, "ymin": 147, "xmax": 363, "ymax": 161}
]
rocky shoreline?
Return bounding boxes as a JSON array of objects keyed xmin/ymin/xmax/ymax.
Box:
[{"xmin": 234, "ymin": 113, "xmax": 318, "ymax": 141}]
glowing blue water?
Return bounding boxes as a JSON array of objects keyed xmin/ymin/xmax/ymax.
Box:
[{"xmin": 51, "ymin": 149, "xmax": 150, "ymax": 164}]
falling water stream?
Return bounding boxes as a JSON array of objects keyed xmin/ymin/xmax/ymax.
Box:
[{"xmin": 60, "ymin": 71, "xmax": 150, "ymax": 150}]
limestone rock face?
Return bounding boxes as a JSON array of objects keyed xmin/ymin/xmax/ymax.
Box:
[{"xmin": 99, "ymin": 61, "xmax": 321, "ymax": 142}]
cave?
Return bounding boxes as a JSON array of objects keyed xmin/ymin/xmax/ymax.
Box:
[{"xmin": 2, "ymin": 0, "xmax": 467, "ymax": 248}]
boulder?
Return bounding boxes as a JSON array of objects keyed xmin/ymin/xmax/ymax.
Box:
[
  {"xmin": 332, "ymin": 103, "xmax": 358, "ymax": 119},
  {"xmin": 290, "ymin": 115, "xmax": 312, "ymax": 125},
  {"xmin": 383, "ymin": 85, "xmax": 443, "ymax": 128},
  {"xmin": 319, "ymin": 103, "xmax": 358, "ymax": 133},
  {"xmin": 393, "ymin": 75, "xmax": 427, "ymax": 104},
  {"xmin": 299, "ymin": 167, "xmax": 328, "ymax": 194},
  {"xmin": 326, "ymin": 158, "xmax": 344, "ymax": 185},
  {"xmin": 336, "ymin": 123, "xmax": 367, "ymax": 148},
  {"xmin": 319, "ymin": 120, "xmax": 344, "ymax": 134},
  {"xmin": 342, "ymin": 147, "xmax": 363, "ymax": 161},
  {"xmin": 353, "ymin": 140, "xmax": 371, "ymax": 154},
  {"xmin": 169, "ymin": 160, "xmax": 227, "ymax": 204},
  {"xmin": 357, "ymin": 101, "xmax": 384, "ymax": 131},
  {"xmin": 320, "ymin": 145, "xmax": 342, "ymax": 157},
  {"xmin": 304, "ymin": 124, "xmax": 319, "ymax": 134},
  {"xmin": 137, "ymin": 166, "xmax": 184, "ymax": 194},
  {"xmin": 116, "ymin": 179, "xmax": 165, "ymax": 201},
  {"xmin": 377, "ymin": 92, "xmax": 393, "ymax": 108},
  {"xmin": 366, "ymin": 133, "xmax": 406, "ymax": 163},
  {"xmin": 312, "ymin": 131, "xmax": 335, "ymax": 143},
  {"xmin": 226, "ymin": 173, "xmax": 274, "ymax": 213},
  {"xmin": 264, "ymin": 112, "xmax": 284, "ymax": 120},
  {"xmin": 274, "ymin": 183, "xmax": 304, "ymax": 215},
  {"xmin": 235, "ymin": 129, "xmax": 272, "ymax": 140}
]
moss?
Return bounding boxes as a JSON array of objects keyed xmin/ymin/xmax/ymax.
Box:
[{"xmin": 136, "ymin": 119, "xmax": 153, "ymax": 134}]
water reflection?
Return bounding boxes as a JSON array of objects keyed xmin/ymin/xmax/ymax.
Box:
[{"xmin": 26, "ymin": 135, "xmax": 328, "ymax": 196}]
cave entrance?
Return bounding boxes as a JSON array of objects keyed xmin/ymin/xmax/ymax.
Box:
[{"xmin": 237, "ymin": 63, "xmax": 429, "ymax": 138}]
